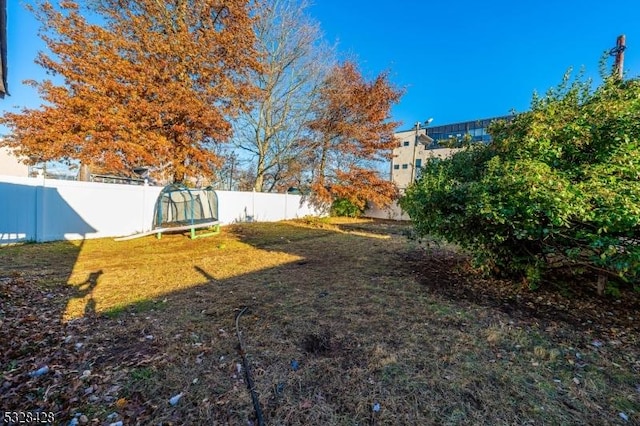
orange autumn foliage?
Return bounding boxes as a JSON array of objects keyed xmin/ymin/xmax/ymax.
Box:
[
  {"xmin": 1, "ymin": 0, "xmax": 261, "ymax": 182},
  {"xmin": 309, "ymin": 61, "xmax": 402, "ymax": 209}
]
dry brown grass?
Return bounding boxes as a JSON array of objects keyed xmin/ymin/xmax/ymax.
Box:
[{"xmin": 1, "ymin": 218, "xmax": 639, "ymax": 425}]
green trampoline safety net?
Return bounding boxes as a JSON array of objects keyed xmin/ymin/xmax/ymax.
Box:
[{"xmin": 153, "ymin": 184, "xmax": 219, "ymax": 229}]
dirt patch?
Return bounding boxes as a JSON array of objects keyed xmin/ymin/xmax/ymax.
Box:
[
  {"xmin": 405, "ymin": 246, "xmax": 640, "ymax": 344},
  {"xmin": 302, "ymin": 330, "xmax": 334, "ymax": 356}
]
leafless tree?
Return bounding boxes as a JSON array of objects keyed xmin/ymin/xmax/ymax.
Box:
[{"xmin": 232, "ymin": 0, "xmax": 335, "ymax": 192}]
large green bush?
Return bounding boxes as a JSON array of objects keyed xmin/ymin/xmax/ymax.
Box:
[{"xmin": 400, "ymin": 75, "xmax": 640, "ymax": 292}]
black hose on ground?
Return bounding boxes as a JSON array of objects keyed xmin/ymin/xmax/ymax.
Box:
[{"xmin": 235, "ymin": 306, "xmax": 265, "ymax": 426}]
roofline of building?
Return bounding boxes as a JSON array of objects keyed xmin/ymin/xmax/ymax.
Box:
[{"xmin": 395, "ymin": 114, "xmax": 514, "ymax": 133}]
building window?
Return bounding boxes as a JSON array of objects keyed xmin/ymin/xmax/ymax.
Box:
[
  {"xmin": 415, "ymin": 159, "xmax": 422, "ymax": 168},
  {"xmin": 401, "ymin": 164, "xmax": 408, "ymax": 169},
  {"xmin": 393, "ymin": 164, "xmax": 399, "ymax": 170},
  {"xmin": 403, "ymin": 141, "xmax": 409, "ymax": 146}
]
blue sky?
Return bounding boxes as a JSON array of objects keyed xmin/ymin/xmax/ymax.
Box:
[
  {"xmin": 2, "ymin": 0, "xmax": 640, "ymax": 134},
  {"xmin": 308, "ymin": 0, "xmax": 640, "ymax": 131}
]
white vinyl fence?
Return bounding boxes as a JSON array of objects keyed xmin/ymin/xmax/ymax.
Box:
[
  {"xmin": 363, "ymin": 201, "xmax": 410, "ymax": 221},
  {"xmin": 0, "ymin": 175, "xmax": 323, "ymax": 244}
]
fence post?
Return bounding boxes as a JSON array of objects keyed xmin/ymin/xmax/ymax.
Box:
[
  {"xmin": 142, "ymin": 182, "xmax": 147, "ymax": 232},
  {"xmin": 35, "ymin": 178, "xmax": 45, "ymax": 242}
]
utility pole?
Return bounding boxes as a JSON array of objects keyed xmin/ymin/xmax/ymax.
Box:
[
  {"xmin": 410, "ymin": 118, "xmax": 433, "ymax": 183},
  {"xmin": 610, "ymin": 34, "xmax": 626, "ymax": 80},
  {"xmin": 410, "ymin": 122, "xmax": 420, "ymax": 183}
]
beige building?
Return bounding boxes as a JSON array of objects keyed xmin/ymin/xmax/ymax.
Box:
[
  {"xmin": 391, "ymin": 124, "xmax": 459, "ymax": 190},
  {"xmin": 0, "ymin": 146, "xmax": 29, "ymax": 177},
  {"xmin": 391, "ymin": 116, "xmax": 512, "ymax": 189},
  {"xmin": 363, "ymin": 124, "xmax": 458, "ymax": 221}
]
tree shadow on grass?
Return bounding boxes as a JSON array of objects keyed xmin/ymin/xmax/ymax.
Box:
[
  {"xmin": 3, "ymin": 219, "xmax": 638, "ymax": 425},
  {"xmin": 0, "ymin": 182, "xmax": 105, "ymax": 419},
  {"xmin": 11, "ymin": 219, "xmax": 400, "ymax": 424},
  {"xmin": 0, "ymin": 240, "xmax": 106, "ymax": 417},
  {"xmin": 72, "ymin": 269, "xmax": 103, "ymax": 317}
]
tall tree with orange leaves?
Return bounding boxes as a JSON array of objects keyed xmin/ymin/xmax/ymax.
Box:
[
  {"xmin": 0, "ymin": 0, "xmax": 260, "ymax": 182},
  {"xmin": 308, "ymin": 61, "xmax": 402, "ymax": 210}
]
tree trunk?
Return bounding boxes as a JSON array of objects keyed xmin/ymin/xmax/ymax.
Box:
[
  {"xmin": 78, "ymin": 163, "xmax": 91, "ymax": 181},
  {"xmin": 253, "ymin": 166, "xmax": 265, "ymax": 192},
  {"xmin": 173, "ymin": 170, "xmax": 185, "ymax": 184},
  {"xmin": 316, "ymin": 137, "xmax": 329, "ymax": 189},
  {"xmin": 597, "ymin": 274, "xmax": 607, "ymax": 296}
]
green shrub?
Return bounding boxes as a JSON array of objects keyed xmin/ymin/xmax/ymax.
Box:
[
  {"xmin": 330, "ymin": 198, "xmax": 363, "ymax": 217},
  {"xmin": 400, "ymin": 74, "xmax": 640, "ymax": 291}
]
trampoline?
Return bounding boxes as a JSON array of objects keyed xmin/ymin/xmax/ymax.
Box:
[{"xmin": 116, "ymin": 184, "xmax": 220, "ymax": 241}]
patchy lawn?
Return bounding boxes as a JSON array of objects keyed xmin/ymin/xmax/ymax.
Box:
[{"xmin": 1, "ymin": 218, "xmax": 639, "ymax": 425}]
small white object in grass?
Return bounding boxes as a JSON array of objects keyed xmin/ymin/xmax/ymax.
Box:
[
  {"xmin": 236, "ymin": 363, "xmax": 242, "ymax": 373},
  {"xmin": 372, "ymin": 402, "xmax": 381, "ymax": 412},
  {"xmin": 169, "ymin": 393, "xmax": 183, "ymax": 406},
  {"xmin": 619, "ymin": 412, "xmax": 629, "ymax": 421},
  {"xmin": 109, "ymin": 422, "xmax": 124, "ymax": 426}
]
